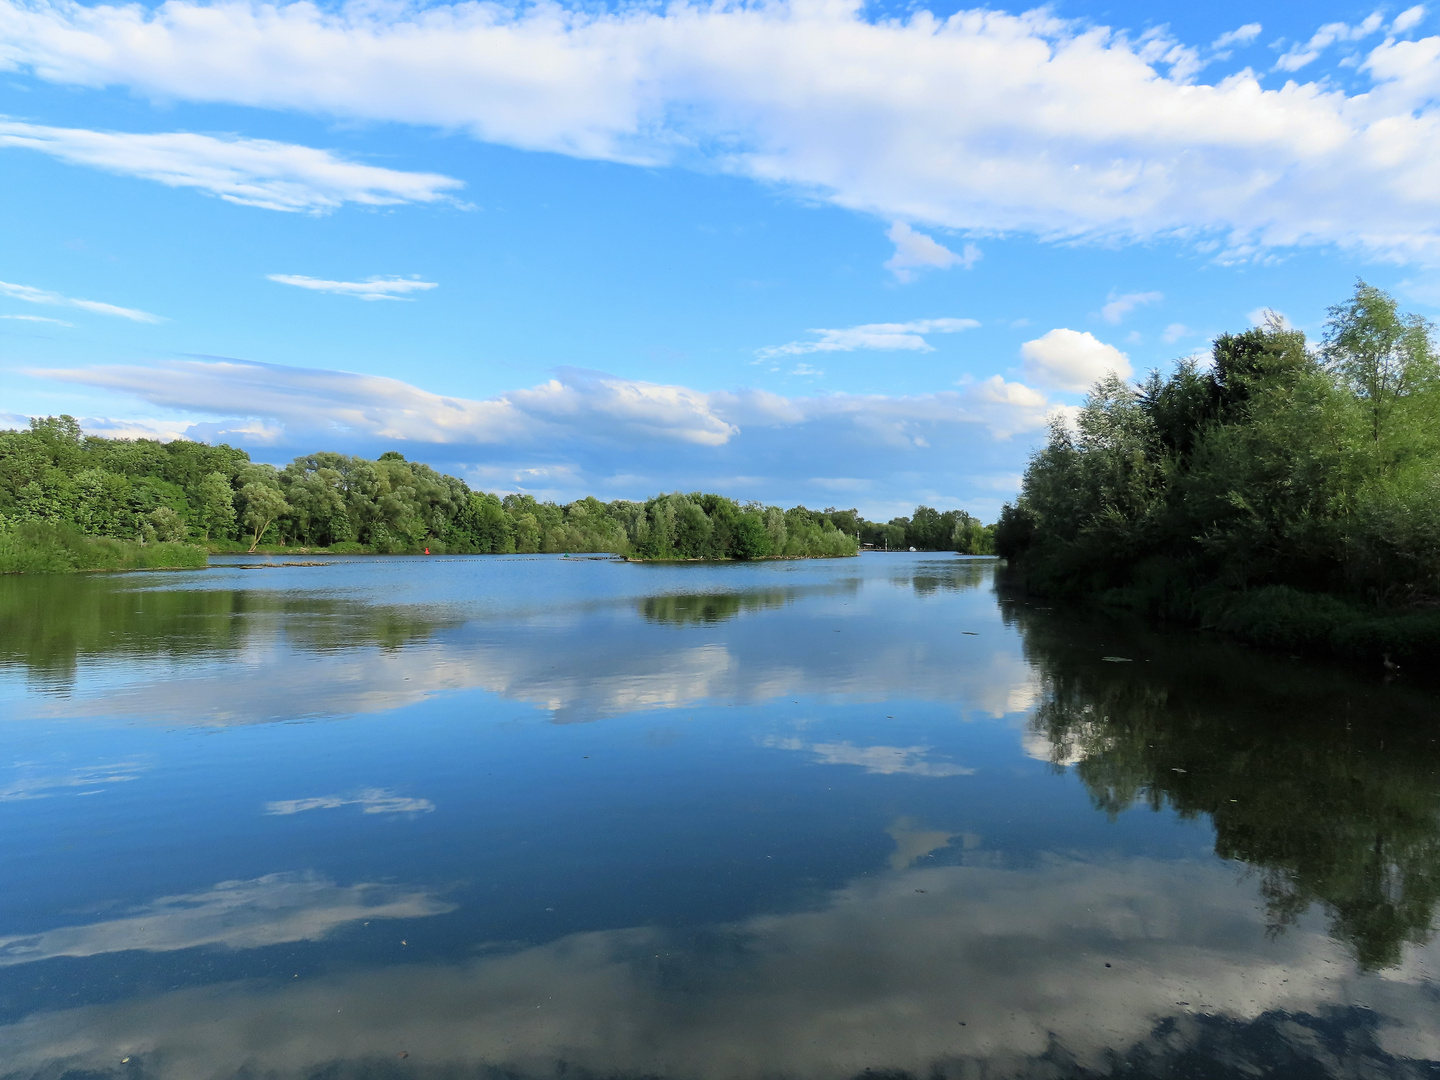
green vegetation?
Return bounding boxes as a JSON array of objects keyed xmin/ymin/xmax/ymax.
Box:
[
  {"xmin": 1, "ymin": 416, "xmax": 945, "ymax": 567},
  {"xmin": 996, "ymin": 281, "xmax": 1440, "ymax": 661},
  {"xmin": 858, "ymin": 504, "xmax": 994, "ymax": 553},
  {"xmin": 0, "ymin": 520, "xmax": 207, "ymax": 574},
  {"xmin": 0, "ymin": 572, "xmax": 452, "ymax": 682}
]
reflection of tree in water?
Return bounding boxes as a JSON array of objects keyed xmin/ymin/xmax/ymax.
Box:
[
  {"xmin": 892, "ymin": 558, "xmax": 992, "ymax": 597},
  {"xmin": 639, "ymin": 590, "xmax": 789, "ymax": 625},
  {"xmin": 0, "ymin": 574, "xmax": 453, "ymax": 686},
  {"xmin": 1003, "ymin": 590, "xmax": 1440, "ymax": 971}
]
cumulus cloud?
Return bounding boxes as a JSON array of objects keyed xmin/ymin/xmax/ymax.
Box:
[
  {"xmin": 759, "ymin": 318, "xmax": 979, "ymax": 358},
  {"xmin": 0, "ymin": 120, "xmax": 463, "ymax": 212},
  {"xmin": 1100, "ymin": 290, "xmax": 1163, "ymax": 324},
  {"xmin": 265, "ymin": 788, "xmax": 435, "ymax": 815},
  {"xmin": 4, "ymin": 4, "xmax": 1440, "ymax": 260},
  {"xmin": 0, "ymin": 872, "xmax": 453, "ymax": 966},
  {"xmin": 26, "ymin": 357, "xmax": 1061, "ymax": 513},
  {"xmin": 33, "ymin": 356, "xmax": 1054, "ymax": 450},
  {"xmin": 1161, "ymin": 322, "xmax": 1191, "ymax": 343},
  {"xmin": 1020, "ymin": 329, "xmax": 1133, "ymax": 393},
  {"xmin": 267, "ymin": 274, "xmax": 439, "ymax": 300},
  {"xmin": 0, "ymin": 279, "xmax": 161, "ymax": 322},
  {"xmin": 34, "ymin": 359, "xmax": 741, "ymax": 448},
  {"xmin": 884, "ymin": 222, "xmax": 980, "ymax": 281}
]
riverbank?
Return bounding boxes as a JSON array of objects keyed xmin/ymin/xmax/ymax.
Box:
[
  {"xmin": 1010, "ymin": 567, "xmax": 1440, "ymax": 665},
  {"xmin": 0, "ymin": 522, "xmax": 207, "ymax": 574}
]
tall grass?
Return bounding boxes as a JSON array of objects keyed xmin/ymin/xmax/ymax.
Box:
[{"xmin": 0, "ymin": 521, "xmax": 207, "ymax": 574}]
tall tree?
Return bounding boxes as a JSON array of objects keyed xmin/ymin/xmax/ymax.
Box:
[{"xmin": 1324, "ymin": 280, "xmax": 1438, "ymax": 449}]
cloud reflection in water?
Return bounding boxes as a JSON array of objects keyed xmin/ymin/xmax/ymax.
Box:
[
  {"xmin": 1, "ymin": 856, "xmax": 1433, "ymax": 1078},
  {"xmin": 0, "ymin": 872, "xmax": 453, "ymax": 967}
]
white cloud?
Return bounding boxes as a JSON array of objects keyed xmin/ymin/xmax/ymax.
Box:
[
  {"xmin": 761, "ymin": 736, "xmax": 975, "ymax": 777},
  {"xmin": 0, "ymin": 279, "xmax": 161, "ymax": 322},
  {"xmin": 1020, "ymin": 329, "xmax": 1133, "ymax": 392},
  {"xmin": 2, "ymin": 5, "xmax": 1440, "ymax": 261},
  {"xmin": 759, "ymin": 318, "xmax": 979, "ymax": 358},
  {"xmin": 1100, "ymin": 290, "xmax": 1163, "ymax": 324},
  {"xmin": 266, "ymin": 788, "xmax": 435, "ymax": 815},
  {"xmin": 0, "ymin": 761, "xmax": 144, "ymax": 802},
  {"xmin": 1393, "ymin": 6, "xmax": 1427, "ymax": 34},
  {"xmin": 0, "ymin": 872, "xmax": 453, "ymax": 966},
  {"xmin": 34, "ymin": 358, "xmax": 742, "ymax": 448},
  {"xmin": 3, "ymin": 856, "xmax": 1430, "ymax": 1080},
  {"xmin": 884, "ymin": 222, "xmax": 980, "ymax": 282},
  {"xmin": 1212, "ymin": 23, "xmax": 1263, "ymax": 49},
  {"xmin": 1247, "ymin": 307, "xmax": 1289, "ymax": 327},
  {"xmin": 25, "ymin": 356, "xmax": 1058, "ymax": 516},
  {"xmin": 0, "ymin": 120, "xmax": 463, "ymax": 212},
  {"xmin": 267, "ymin": 274, "xmax": 439, "ymax": 301},
  {"xmin": 1161, "ymin": 322, "xmax": 1191, "ymax": 343},
  {"xmin": 0, "ymin": 313, "xmax": 70, "ymax": 325},
  {"xmin": 1274, "ymin": 15, "xmax": 1385, "ymax": 72}
]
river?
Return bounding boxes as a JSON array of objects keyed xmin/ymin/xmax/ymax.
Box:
[{"xmin": 1, "ymin": 553, "xmax": 1436, "ymax": 1078}]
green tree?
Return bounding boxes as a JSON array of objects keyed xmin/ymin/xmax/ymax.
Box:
[
  {"xmin": 147, "ymin": 506, "xmax": 188, "ymax": 542},
  {"xmin": 197, "ymin": 471, "xmax": 236, "ymax": 541},
  {"xmin": 239, "ymin": 479, "xmax": 290, "ymax": 552},
  {"xmin": 1325, "ymin": 281, "xmax": 1439, "ymax": 450}
]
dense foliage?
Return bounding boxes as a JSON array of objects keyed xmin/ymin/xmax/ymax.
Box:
[
  {"xmin": 858, "ymin": 505, "xmax": 994, "ymax": 554},
  {"xmin": 996, "ymin": 282, "xmax": 1440, "ymax": 654},
  {"xmin": 0, "ymin": 520, "xmax": 206, "ymax": 574},
  {"xmin": 0, "ymin": 419, "xmax": 883, "ymax": 560}
]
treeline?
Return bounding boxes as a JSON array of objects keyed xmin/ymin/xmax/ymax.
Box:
[
  {"xmin": 0, "ymin": 419, "xmax": 872, "ymax": 560},
  {"xmin": 997, "ymin": 281, "xmax": 1440, "ymax": 659},
  {"xmin": 858, "ymin": 505, "xmax": 993, "ymax": 553}
]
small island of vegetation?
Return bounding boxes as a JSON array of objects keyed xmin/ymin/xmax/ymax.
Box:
[
  {"xmin": 996, "ymin": 281, "xmax": 1440, "ymax": 663},
  {"xmin": 0, "ymin": 418, "xmax": 993, "ymax": 572}
]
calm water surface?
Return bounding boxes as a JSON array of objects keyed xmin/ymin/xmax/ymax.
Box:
[{"xmin": 1, "ymin": 553, "xmax": 1437, "ymax": 1078}]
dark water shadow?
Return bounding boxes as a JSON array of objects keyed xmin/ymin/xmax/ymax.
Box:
[{"xmin": 999, "ymin": 580, "xmax": 1440, "ymax": 972}]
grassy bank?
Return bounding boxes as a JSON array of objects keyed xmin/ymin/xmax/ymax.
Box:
[
  {"xmin": 1048, "ymin": 569, "xmax": 1440, "ymax": 665},
  {"xmin": 0, "ymin": 522, "xmax": 207, "ymax": 574},
  {"xmin": 1191, "ymin": 585, "xmax": 1440, "ymax": 664}
]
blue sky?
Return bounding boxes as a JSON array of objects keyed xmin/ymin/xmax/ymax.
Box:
[{"xmin": 2, "ymin": 0, "xmax": 1439, "ymax": 519}]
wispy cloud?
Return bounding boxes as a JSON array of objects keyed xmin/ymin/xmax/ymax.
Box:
[
  {"xmin": 0, "ymin": 761, "xmax": 144, "ymax": 802},
  {"xmin": 0, "ymin": 313, "xmax": 71, "ymax": 325},
  {"xmin": 265, "ymin": 788, "xmax": 435, "ymax": 815},
  {"xmin": 1211, "ymin": 23, "xmax": 1262, "ymax": 50},
  {"xmin": 1100, "ymin": 291, "xmax": 1163, "ymax": 324},
  {"xmin": 0, "ymin": 280, "xmax": 161, "ymax": 322},
  {"xmin": 1273, "ymin": 14, "xmax": 1384, "ymax": 72},
  {"xmin": 0, "ymin": 120, "xmax": 464, "ymax": 213},
  {"xmin": 885, "ymin": 222, "xmax": 980, "ymax": 282},
  {"xmin": 0, "ymin": 872, "xmax": 453, "ymax": 965},
  {"xmin": 759, "ymin": 318, "xmax": 979, "ymax": 359},
  {"xmin": 1392, "ymin": 6, "xmax": 1426, "ymax": 34},
  {"xmin": 268, "ymin": 274, "xmax": 439, "ymax": 301}
]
